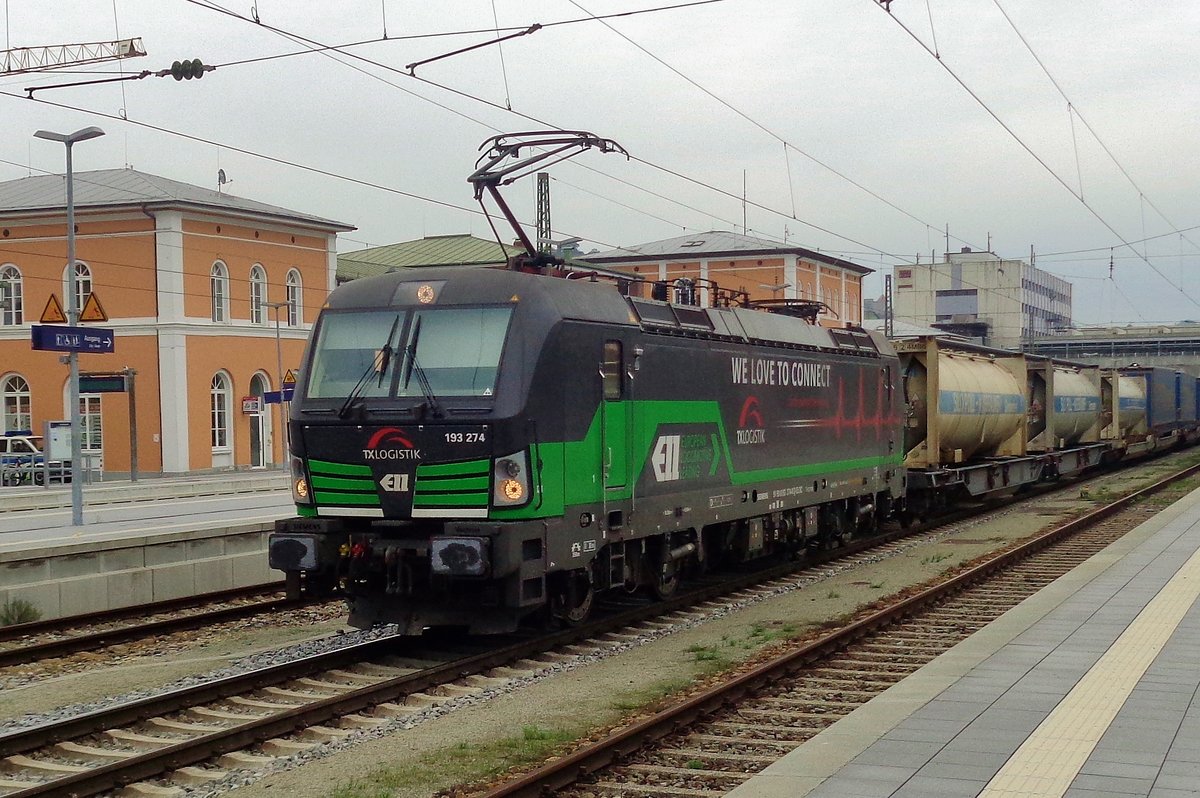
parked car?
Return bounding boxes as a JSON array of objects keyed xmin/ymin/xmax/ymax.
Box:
[{"xmin": 0, "ymin": 433, "xmax": 70, "ymax": 486}]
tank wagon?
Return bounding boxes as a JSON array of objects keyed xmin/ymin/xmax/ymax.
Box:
[
  {"xmin": 894, "ymin": 335, "xmax": 1200, "ymax": 515},
  {"xmin": 269, "ymin": 267, "xmax": 905, "ymax": 633}
]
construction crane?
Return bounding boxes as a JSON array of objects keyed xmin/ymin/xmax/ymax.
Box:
[{"xmin": 2, "ymin": 38, "xmax": 146, "ymax": 75}]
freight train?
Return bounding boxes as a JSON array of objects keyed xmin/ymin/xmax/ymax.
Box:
[
  {"xmin": 267, "ymin": 131, "xmax": 1199, "ymax": 635},
  {"xmin": 267, "ymin": 263, "xmax": 1200, "ymax": 635}
]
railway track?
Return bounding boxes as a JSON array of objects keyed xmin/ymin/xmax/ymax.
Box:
[
  {"xmin": 467, "ymin": 462, "xmax": 1200, "ymax": 798},
  {"xmin": 0, "ymin": 585, "xmax": 297, "ymax": 669},
  {"xmin": 0, "ymin": 492, "xmax": 1056, "ymax": 797},
  {"xmin": 1, "ymin": 458, "xmax": 1192, "ymax": 796}
]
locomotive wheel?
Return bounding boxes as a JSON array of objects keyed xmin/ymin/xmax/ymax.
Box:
[
  {"xmin": 551, "ymin": 567, "xmax": 594, "ymax": 626},
  {"xmin": 652, "ymin": 563, "xmax": 679, "ymax": 599}
]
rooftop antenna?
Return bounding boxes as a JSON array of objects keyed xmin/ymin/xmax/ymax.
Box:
[
  {"xmin": 468, "ymin": 130, "xmax": 628, "ymax": 272},
  {"xmin": 217, "ymin": 168, "xmax": 231, "ymax": 193}
]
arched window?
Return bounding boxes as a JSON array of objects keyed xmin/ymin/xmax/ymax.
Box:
[
  {"xmin": 250, "ymin": 264, "xmax": 267, "ymax": 325},
  {"xmin": 285, "ymin": 269, "xmax": 302, "ymax": 326},
  {"xmin": 2, "ymin": 374, "xmax": 31, "ymax": 433},
  {"xmin": 61, "ymin": 261, "xmax": 92, "ymax": 317},
  {"xmin": 211, "ymin": 261, "xmax": 229, "ymax": 323},
  {"xmin": 210, "ymin": 371, "xmax": 232, "ymax": 449},
  {"xmin": 0, "ymin": 264, "xmax": 23, "ymax": 326}
]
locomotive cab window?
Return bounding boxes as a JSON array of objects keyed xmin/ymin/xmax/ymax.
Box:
[
  {"xmin": 602, "ymin": 340, "xmax": 623, "ymax": 400},
  {"xmin": 306, "ymin": 307, "xmax": 512, "ymax": 400}
]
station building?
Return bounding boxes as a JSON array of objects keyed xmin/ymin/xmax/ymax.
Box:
[
  {"xmin": 583, "ymin": 231, "xmax": 869, "ymax": 326},
  {"xmin": 0, "ymin": 168, "xmax": 352, "ymax": 476}
]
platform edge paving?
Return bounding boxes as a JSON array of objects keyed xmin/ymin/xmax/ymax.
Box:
[{"xmin": 725, "ymin": 486, "xmax": 1200, "ymax": 798}]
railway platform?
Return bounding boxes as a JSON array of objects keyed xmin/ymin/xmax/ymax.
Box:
[
  {"xmin": 0, "ymin": 469, "xmax": 291, "ymax": 621},
  {"xmin": 729, "ymin": 484, "xmax": 1200, "ymax": 798}
]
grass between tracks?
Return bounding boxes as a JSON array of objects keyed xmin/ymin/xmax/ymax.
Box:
[{"xmin": 328, "ymin": 725, "xmax": 579, "ymax": 798}]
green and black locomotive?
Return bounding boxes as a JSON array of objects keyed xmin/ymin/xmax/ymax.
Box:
[{"xmin": 269, "ymin": 265, "xmax": 906, "ymax": 634}]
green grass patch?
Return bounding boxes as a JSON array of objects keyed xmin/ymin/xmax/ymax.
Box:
[
  {"xmin": 920, "ymin": 552, "xmax": 953, "ymax": 565},
  {"xmin": 685, "ymin": 643, "xmax": 726, "ymax": 664},
  {"xmin": 328, "ymin": 724, "xmax": 577, "ymax": 798},
  {"xmin": 0, "ymin": 598, "xmax": 39, "ymax": 626},
  {"xmin": 613, "ymin": 676, "xmax": 693, "ymax": 712}
]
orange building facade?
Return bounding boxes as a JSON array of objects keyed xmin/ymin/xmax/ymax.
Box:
[
  {"xmin": 584, "ymin": 231, "xmax": 868, "ymax": 326},
  {"xmin": 0, "ymin": 169, "xmax": 352, "ymax": 475}
]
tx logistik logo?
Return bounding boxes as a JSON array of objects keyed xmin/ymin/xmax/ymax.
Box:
[
  {"xmin": 651, "ymin": 434, "xmax": 680, "ymax": 482},
  {"xmin": 736, "ymin": 396, "xmax": 766, "ymax": 445},
  {"xmin": 363, "ymin": 427, "xmax": 422, "ymax": 460}
]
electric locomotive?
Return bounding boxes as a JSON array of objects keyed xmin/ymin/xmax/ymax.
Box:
[
  {"xmin": 268, "ymin": 264, "xmax": 906, "ymax": 634},
  {"xmin": 268, "ymin": 131, "xmax": 905, "ymax": 634}
]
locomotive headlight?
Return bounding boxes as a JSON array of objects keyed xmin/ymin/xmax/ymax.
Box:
[
  {"xmin": 290, "ymin": 456, "xmax": 313, "ymax": 505},
  {"xmin": 493, "ymin": 450, "xmax": 531, "ymax": 507}
]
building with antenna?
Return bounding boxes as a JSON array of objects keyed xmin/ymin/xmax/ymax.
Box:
[
  {"xmin": 0, "ymin": 167, "xmax": 352, "ymax": 475},
  {"xmin": 893, "ymin": 248, "xmax": 1072, "ymax": 349},
  {"xmin": 583, "ymin": 231, "xmax": 870, "ymax": 326}
]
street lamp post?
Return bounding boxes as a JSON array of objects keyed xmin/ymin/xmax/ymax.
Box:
[
  {"xmin": 34, "ymin": 126, "xmax": 105, "ymax": 526},
  {"xmin": 264, "ymin": 300, "xmax": 290, "ymax": 468}
]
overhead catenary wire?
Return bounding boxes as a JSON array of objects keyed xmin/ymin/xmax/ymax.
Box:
[
  {"xmin": 563, "ymin": 0, "xmax": 982, "ymax": 255},
  {"xmin": 872, "ymin": 0, "xmax": 1200, "ymax": 311},
  {"xmin": 989, "ymin": 0, "xmax": 1200, "ymax": 258},
  {"xmin": 2, "ymin": 2, "xmax": 1183, "ymax": 326},
  {"xmin": 175, "ymin": 0, "xmax": 915, "ymax": 264}
]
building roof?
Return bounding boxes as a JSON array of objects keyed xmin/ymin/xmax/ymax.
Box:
[
  {"xmin": 0, "ymin": 168, "xmax": 353, "ymax": 231},
  {"xmin": 583, "ymin": 230, "xmax": 872, "ymax": 275},
  {"xmin": 337, "ymin": 234, "xmax": 523, "ymax": 281}
]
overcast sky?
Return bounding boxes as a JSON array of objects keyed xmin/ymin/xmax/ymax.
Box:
[{"xmin": 2, "ymin": 0, "xmax": 1196, "ymax": 326}]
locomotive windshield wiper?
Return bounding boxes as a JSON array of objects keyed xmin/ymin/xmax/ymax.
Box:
[
  {"xmin": 402, "ymin": 317, "xmax": 444, "ymax": 418},
  {"xmin": 337, "ymin": 316, "xmax": 401, "ymax": 419}
]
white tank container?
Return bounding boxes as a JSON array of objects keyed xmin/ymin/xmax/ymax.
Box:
[
  {"xmin": 935, "ymin": 354, "xmax": 1025, "ymax": 459},
  {"xmin": 1050, "ymin": 368, "xmax": 1101, "ymax": 444},
  {"xmin": 1115, "ymin": 374, "xmax": 1147, "ymax": 435}
]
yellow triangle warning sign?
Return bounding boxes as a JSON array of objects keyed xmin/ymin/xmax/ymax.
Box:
[
  {"xmin": 39, "ymin": 294, "xmax": 67, "ymax": 324},
  {"xmin": 80, "ymin": 292, "xmax": 108, "ymax": 323},
  {"xmin": 283, "ymin": 369, "xmax": 298, "ymax": 386}
]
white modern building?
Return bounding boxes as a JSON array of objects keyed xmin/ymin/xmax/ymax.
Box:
[{"xmin": 893, "ymin": 248, "xmax": 1071, "ymax": 350}]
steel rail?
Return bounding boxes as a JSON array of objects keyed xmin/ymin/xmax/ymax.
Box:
[
  {"xmin": 472, "ymin": 460, "xmax": 1200, "ymax": 797},
  {"xmin": 0, "ymin": 596, "xmax": 302, "ymax": 668},
  {"xmin": 0, "ymin": 583, "xmax": 286, "ymax": 644}
]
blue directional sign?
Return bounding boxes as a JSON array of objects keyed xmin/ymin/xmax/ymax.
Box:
[
  {"xmin": 31, "ymin": 325, "xmax": 115, "ymax": 353},
  {"xmin": 264, "ymin": 387, "xmax": 295, "ymax": 404}
]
